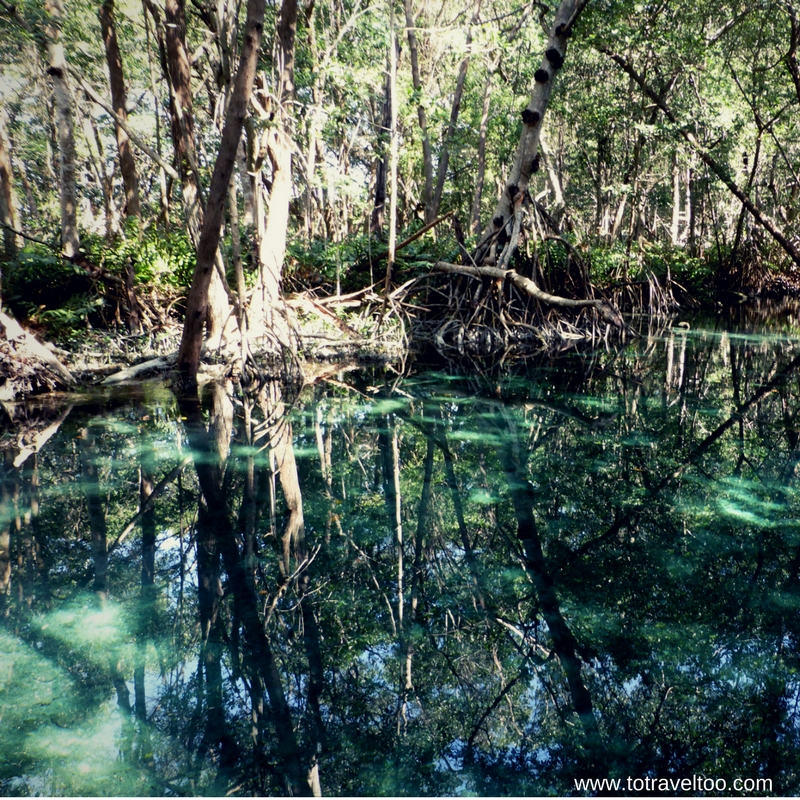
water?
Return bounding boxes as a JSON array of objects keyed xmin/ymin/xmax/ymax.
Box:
[{"xmin": 2, "ymin": 319, "xmax": 800, "ymax": 796}]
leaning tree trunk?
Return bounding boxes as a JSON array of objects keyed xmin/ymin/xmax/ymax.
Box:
[
  {"xmin": 161, "ymin": 0, "xmax": 230, "ymax": 344},
  {"xmin": 176, "ymin": 0, "xmax": 267, "ymax": 383},
  {"xmin": 473, "ymin": 0, "xmax": 582, "ymax": 266},
  {"xmin": 436, "ymin": 1, "xmax": 626, "ymax": 331},
  {"xmin": 44, "ymin": 0, "xmax": 80, "ymax": 258},
  {"xmin": 600, "ymin": 46, "xmax": 800, "ymax": 271},
  {"xmin": 431, "ymin": 0, "xmax": 482, "ymax": 219}
]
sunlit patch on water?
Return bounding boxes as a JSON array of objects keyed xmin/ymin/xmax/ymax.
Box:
[{"xmin": 4, "ymin": 320, "xmax": 800, "ymax": 794}]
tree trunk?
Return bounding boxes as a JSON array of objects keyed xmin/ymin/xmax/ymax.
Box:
[
  {"xmin": 79, "ymin": 427, "xmax": 109, "ymax": 603},
  {"xmin": 432, "ymin": 0, "xmax": 482, "ymax": 218},
  {"xmin": 0, "ymin": 113, "xmax": 21, "ymax": 261},
  {"xmin": 164, "ymin": 0, "xmax": 199, "ymax": 236},
  {"xmin": 143, "ymin": 3, "xmax": 170, "ymax": 225},
  {"xmin": 303, "ymin": 0, "xmax": 322, "ymax": 239},
  {"xmin": 470, "ymin": 61, "xmax": 495, "ymax": 234},
  {"xmin": 403, "ymin": 0, "xmax": 434, "ymax": 223},
  {"xmin": 370, "ymin": 54, "xmax": 393, "ymax": 236},
  {"xmin": 671, "ymin": 151, "xmax": 681, "ymax": 246},
  {"xmin": 473, "ymin": 0, "xmax": 583, "ymax": 265},
  {"xmin": 99, "ymin": 0, "xmax": 141, "ymax": 221},
  {"xmin": 44, "ymin": 0, "xmax": 80, "ymax": 258},
  {"xmin": 249, "ymin": 0, "xmax": 299, "ymax": 340},
  {"xmin": 384, "ymin": 7, "xmax": 399, "ymax": 296},
  {"xmin": 176, "ymin": 0, "xmax": 267, "ymax": 383}
]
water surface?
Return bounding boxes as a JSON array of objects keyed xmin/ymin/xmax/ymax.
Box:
[{"xmin": 2, "ymin": 319, "xmax": 799, "ymax": 796}]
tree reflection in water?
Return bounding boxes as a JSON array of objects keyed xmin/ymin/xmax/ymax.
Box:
[{"xmin": 2, "ymin": 324, "xmax": 800, "ymax": 795}]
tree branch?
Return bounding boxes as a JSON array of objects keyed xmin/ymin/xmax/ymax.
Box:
[
  {"xmin": 67, "ymin": 66, "xmax": 180, "ymax": 181},
  {"xmin": 597, "ymin": 44, "xmax": 800, "ymax": 268}
]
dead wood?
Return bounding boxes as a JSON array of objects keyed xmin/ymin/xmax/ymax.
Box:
[
  {"xmin": 100, "ymin": 354, "xmax": 178, "ymax": 385},
  {"xmin": 0, "ymin": 311, "xmax": 74, "ymax": 401}
]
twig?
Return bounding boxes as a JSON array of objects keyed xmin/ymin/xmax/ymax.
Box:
[{"xmin": 396, "ymin": 211, "xmax": 454, "ymax": 252}]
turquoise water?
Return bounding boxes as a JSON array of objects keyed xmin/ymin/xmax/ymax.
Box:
[{"xmin": 1, "ymin": 321, "xmax": 799, "ymax": 795}]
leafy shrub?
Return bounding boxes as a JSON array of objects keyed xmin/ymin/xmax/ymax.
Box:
[
  {"xmin": 83, "ymin": 221, "xmax": 195, "ymax": 290},
  {"xmin": 4, "ymin": 250, "xmax": 93, "ymax": 317},
  {"xmin": 30, "ymin": 294, "xmax": 106, "ymax": 337},
  {"xmin": 587, "ymin": 244, "xmax": 629, "ymax": 284}
]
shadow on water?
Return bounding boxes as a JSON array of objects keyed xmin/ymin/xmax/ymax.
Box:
[{"xmin": 2, "ymin": 318, "xmax": 800, "ymax": 795}]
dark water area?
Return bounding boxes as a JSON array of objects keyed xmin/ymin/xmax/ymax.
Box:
[{"xmin": 3, "ymin": 319, "xmax": 800, "ymax": 796}]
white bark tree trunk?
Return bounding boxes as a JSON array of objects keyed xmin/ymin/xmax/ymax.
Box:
[
  {"xmin": 44, "ymin": 0, "xmax": 80, "ymax": 258},
  {"xmin": 474, "ymin": 0, "xmax": 583, "ymax": 264}
]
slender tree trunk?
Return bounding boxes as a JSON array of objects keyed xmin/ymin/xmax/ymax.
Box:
[
  {"xmin": 177, "ymin": 0, "xmax": 267, "ymax": 383},
  {"xmin": 99, "ymin": 0, "xmax": 142, "ymax": 333},
  {"xmin": 79, "ymin": 427, "xmax": 109, "ymax": 604},
  {"xmin": 671, "ymin": 151, "xmax": 681, "ymax": 246},
  {"xmin": 384, "ymin": 9, "xmax": 399, "ymax": 295},
  {"xmin": 0, "ymin": 113, "xmax": 21, "ymax": 260},
  {"xmin": 539, "ymin": 131, "xmax": 566, "ymax": 226},
  {"xmin": 44, "ymin": 0, "xmax": 80, "ymax": 258},
  {"xmin": 474, "ymin": 0, "xmax": 583, "ymax": 265},
  {"xmin": 143, "ymin": 4, "xmax": 170, "ymax": 226},
  {"xmin": 303, "ymin": 0, "xmax": 323, "ymax": 239},
  {"xmin": 403, "ymin": 0, "xmax": 434, "ymax": 223},
  {"xmin": 134, "ymin": 440, "xmax": 156, "ymax": 721},
  {"xmin": 164, "ymin": 0, "xmax": 199, "ymax": 235},
  {"xmin": 99, "ymin": 0, "xmax": 141, "ymax": 221},
  {"xmin": 432, "ymin": 0, "xmax": 482, "ymax": 218},
  {"xmin": 470, "ymin": 61, "xmax": 495, "ymax": 234},
  {"xmin": 238, "ymin": 135, "xmax": 255, "ymax": 228},
  {"xmin": 371, "ymin": 56, "xmax": 393, "ymax": 236},
  {"xmin": 99, "ymin": 0, "xmax": 144, "ymax": 332}
]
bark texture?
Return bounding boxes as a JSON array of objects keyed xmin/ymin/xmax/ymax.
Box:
[
  {"xmin": 249, "ymin": 0, "xmax": 299, "ymax": 337},
  {"xmin": 44, "ymin": 0, "xmax": 80, "ymax": 258},
  {"xmin": 177, "ymin": 0, "xmax": 267, "ymax": 381},
  {"xmin": 474, "ymin": 0, "xmax": 581, "ymax": 264},
  {"xmin": 99, "ymin": 0, "xmax": 141, "ymax": 220},
  {"xmin": 0, "ymin": 113, "xmax": 21, "ymax": 260}
]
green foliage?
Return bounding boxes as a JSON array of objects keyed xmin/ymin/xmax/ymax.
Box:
[
  {"xmin": 587, "ymin": 244, "xmax": 629, "ymax": 284},
  {"xmin": 30, "ymin": 293, "xmax": 106, "ymax": 337},
  {"xmin": 3, "ymin": 249, "xmax": 92, "ymax": 319},
  {"xmin": 82, "ymin": 222, "xmax": 196, "ymax": 290},
  {"xmin": 644, "ymin": 242, "xmax": 713, "ymax": 299}
]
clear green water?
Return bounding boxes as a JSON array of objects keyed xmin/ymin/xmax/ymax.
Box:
[{"xmin": 2, "ymin": 321, "xmax": 800, "ymax": 796}]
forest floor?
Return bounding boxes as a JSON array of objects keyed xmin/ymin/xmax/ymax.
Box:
[{"xmin": 1, "ymin": 290, "xmax": 411, "ymax": 407}]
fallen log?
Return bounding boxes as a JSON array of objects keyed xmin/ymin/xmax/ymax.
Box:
[
  {"xmin": 100, "ymin": 354, "xmax": 177, "ymax": 385},
  {"xmin": 0, "ymin": 310, "xmax": 74, "ymax": 401}
]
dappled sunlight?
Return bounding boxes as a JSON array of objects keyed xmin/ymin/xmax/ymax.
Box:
[{"xmin": 4, "ymin": 321, "xmax": 800, "ymax": 794}]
